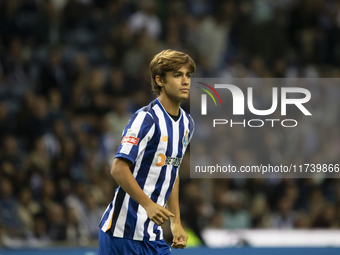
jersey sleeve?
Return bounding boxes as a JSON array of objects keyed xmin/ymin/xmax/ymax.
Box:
[{"xmin": 115, "ymin": 111, "xmax": 155, "ymax": 165}]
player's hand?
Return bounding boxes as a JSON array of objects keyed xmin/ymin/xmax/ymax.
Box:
[
  {"xmin": 171, "ymin": 224, "xmax": 188, "ymax": 249},
  {"xmin": 144, "ymin": 202, "xmax": 174, "ymax": 226}
]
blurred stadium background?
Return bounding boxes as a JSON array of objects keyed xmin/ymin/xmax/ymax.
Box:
[{"xmin": 0, "ymin": 0, "xmax": 340, "ymax": 254}]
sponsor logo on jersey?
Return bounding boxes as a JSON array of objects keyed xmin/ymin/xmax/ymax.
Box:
[
  {"xmin": 156, "ymin": 153, "xmax": 166, "ymax": 166},
  {"xmin": 122, "ymin": 136, "xmax": 139, "ymax": 145},
  {"xmin": 156, "ymin": 153, "xmax": 182, "ymax": 167},
  {"xmin": 122, "ymin": 127, "xmax": 140, "ymax": 145}
]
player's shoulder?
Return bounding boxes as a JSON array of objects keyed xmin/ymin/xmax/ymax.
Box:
[
  {"xmin": 181, "ymin": 108, "xmax": 195, "ymax": 125},
  {"xmin": 131, "ymin": 100, "xmax": 157, "ymax": 122},
  {"xmin": 136, "ymin": 99, "xmax": 158, "ymax": 114}
]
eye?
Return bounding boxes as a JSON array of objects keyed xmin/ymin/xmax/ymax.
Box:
[
  {"xmin": 174, "ymin": 74, "xmax": 180, "ymax": 78},
  {"xmin": 187, "ymin": 74, "xmax": 192, "ymax": 78}
]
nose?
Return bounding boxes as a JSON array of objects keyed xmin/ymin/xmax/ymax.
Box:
[{"xmin": 182, "ymin": 75, "xmax": 190, "ymax": 85}]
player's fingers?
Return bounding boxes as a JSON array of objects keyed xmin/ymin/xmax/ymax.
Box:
[
  {"xmin": 180, "ymin": 236, "xmax": 188, "ymax": 242},
  {"xmin": 171, "ymin": 242, "xmax": 186, "ymax": 249},
  {"xmin": 157, "ymin": 211, "xmax": 168, "ymax": 221},
  {"xmin": 152, "ymin": 219, "xmax": 161, "ymax": 226},
  {"xmin": 172, "ymin": 235, "xmax": 182, "ymax": 243},
  {"xmin": 153, "ymin": 215, "xmax": 164, "ymax": 225},
  {"xmin": 176, "ymin": 242, "xmax": 186, "ymax": 249},
  {"xmin": 172, "ymin": 234, "xmax": 182, "ymax": 243},
  {"xmin": 161, "ymin": 208, "xmax": 175, "ymax": 217}
]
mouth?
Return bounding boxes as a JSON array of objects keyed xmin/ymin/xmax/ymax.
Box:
[{"xmin": 180, "ymin": 89, "xmax": 190, "ymax": 93}]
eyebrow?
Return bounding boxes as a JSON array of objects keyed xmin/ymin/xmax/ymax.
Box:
[{"xmin": 172, "ymin": 71, "xmax": 193, "ymax": 75}]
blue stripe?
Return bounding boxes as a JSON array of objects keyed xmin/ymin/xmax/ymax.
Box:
[
  {"xmin": 154, "ymin": 223, "xmax": 161, "ymax": 241},
  {"xmin": 163, "ymin": 167, "xmax": 178, "ymax": 203},
  {"xmin": 143, "ymin": 166, "xmax": 171, "ymax": 239},
  {"xmin": 156, "ymin": 106, "xmax": 174, "ymax": 241},
  {"xmin": 177, "ymin": 112, "xmax": 185, "ymax": 159},
  {"xmin": 164, "ymin": 114, "xmax": 185, "ymax": 203},
  {"xmin": 123, "ymin": 109, "xmax": 161, "ymax": 239},
  {"xmin": 147, "ymin": 163, "xmax": 167, "ymax": 240},
  {"xmin": 144, "ymin": 102, "xmax": 173, "ymax": 240},
  {"xmin": 98, "ymin": 202, "xmax": 113, "ymax": 229},
  {"xmin": 141, "ymin": 108, "xmax": 161, "ymax": 240},
  {"xmin": 109, "ymin": 187, "xmax": 126, "ymax": 235},
  {"xmin": 143, "ymin": 218, "xmax": 151, "ymax": 240}
]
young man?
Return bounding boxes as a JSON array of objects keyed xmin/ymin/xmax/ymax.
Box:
[{"xmin": 98, "ymin": 49, "xmax": 195, "ymax": 255}]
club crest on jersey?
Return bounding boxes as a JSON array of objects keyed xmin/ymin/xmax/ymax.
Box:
[{"xmin": 183, "ymin": 130, "xmax": 189, "ymax": 147}]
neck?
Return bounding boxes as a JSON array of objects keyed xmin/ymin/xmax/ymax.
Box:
[{"xmin": 158, "ymin": 94, "xmax": 181, "ymax": 116}]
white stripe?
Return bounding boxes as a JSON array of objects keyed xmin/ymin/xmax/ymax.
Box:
[
  {"xmin": 133, "ymin": 104, "xmax": 168, "ymax": 240},
  {"xmin": 120, "ymin": 111, "xmax": 147, "ymax": 156},
  {"xmin": 132, "ymin": 202, "xmax": 149, "ymax": 240},
  {"xmin": 100, "ymin": 189, "xmax": 118, "ymax": 232},
  {"xmin": 153, "ymin": 110, "xmax": 183, "ymax": 241},
  {"xmin": 182, "ymin": 111, "xmax": 190, "ymax": 155},
  {"xmin": 188, "ymin": 114, "xmax": 195, "ymax": 142},
  {"xmin": 100, "ymin": 205, "xmax": 114, "ymax": 232},
  {"xmin": 133, "ymin": 114, "xmax": 155, "ymax": 176},
  {"xmin": 129, "ymin": 121, "xmax": 156, "ymax": 240},
  {"xmin": 159, "ymin": 119, "xmax": 179, "ymax": 206},
  {"xmin": 113, "ymin": 193, "xmax": 130, "ymax": 238},
  {"xmin": 100, "ymin": 203, "xmax": 111, "ymax": 223},
  {"xmin": 146, "ymin": 104, "xmax": 171, "ymax": 241}
]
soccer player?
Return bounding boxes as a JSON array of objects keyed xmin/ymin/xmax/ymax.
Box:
[{"xmin": 98, "ymin": 49, "xmax": 195, "ymax": 255}]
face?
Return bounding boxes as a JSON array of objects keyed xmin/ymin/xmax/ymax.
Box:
[{"xmin": 157, "ymin": 65, "xmax": 193, "ymax": 104}]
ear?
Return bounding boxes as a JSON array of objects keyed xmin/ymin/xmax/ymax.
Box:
[{"xmin": 155, "ymin": 75, "xmax": 164, "ymax": 87}]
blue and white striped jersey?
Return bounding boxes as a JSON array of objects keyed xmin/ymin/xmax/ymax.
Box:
[{"xmin": 99, "ymin": 98, "xmax": 194, "ymax": 241}]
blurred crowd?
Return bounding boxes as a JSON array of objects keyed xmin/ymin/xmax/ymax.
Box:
[{"xmin": 0, "ymin": 0, "xmax": 340, "ymax": 248}]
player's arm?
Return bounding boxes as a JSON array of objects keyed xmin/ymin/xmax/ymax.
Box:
[
  {"xmin": 111, "ymin": 157, "xmax": 174, "ymax": 226},
  {"xmin": 166, "ymin": 175, "xmax": 187, "ymax": 249}
]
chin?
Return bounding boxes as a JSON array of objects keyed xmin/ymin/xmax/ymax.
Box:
[{"xmin": 179, "ymin": 94, "xmax": 189, "ymax": 100}]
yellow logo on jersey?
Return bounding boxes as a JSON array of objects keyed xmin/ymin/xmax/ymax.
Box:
[{"xmin": 160, "ymin": 135, "xmax": 168, "ymax": 142}]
